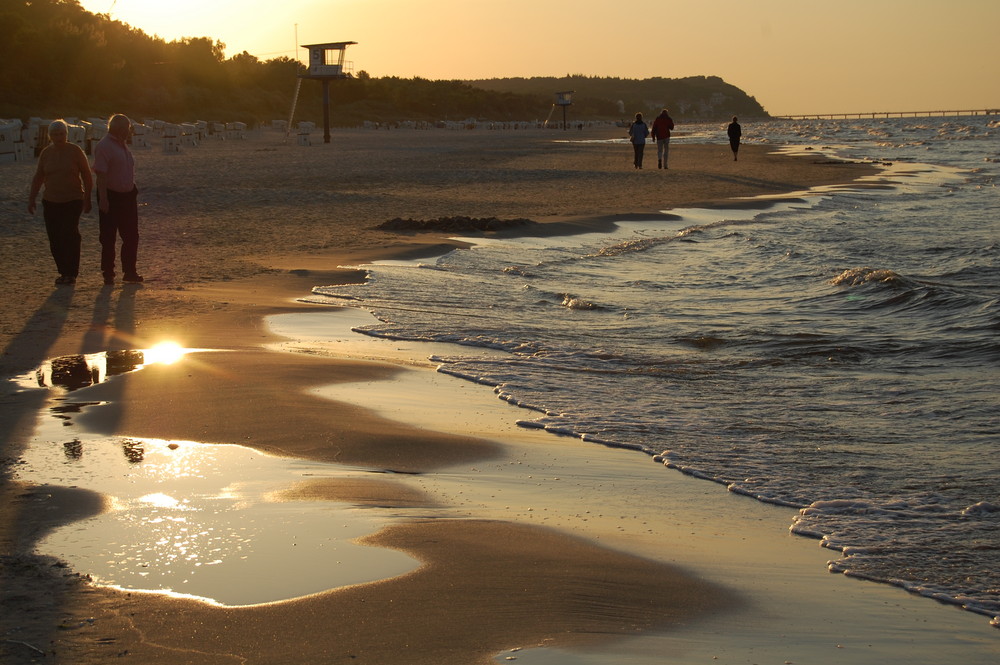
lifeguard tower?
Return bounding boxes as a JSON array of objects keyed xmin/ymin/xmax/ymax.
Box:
[
  {"xmin": 299, "ymin": 41, "xmax": 357, "ymax": 143},
  {"xmin": 554, "ymin": 90, "xmax": 574, "ymax": 130}
]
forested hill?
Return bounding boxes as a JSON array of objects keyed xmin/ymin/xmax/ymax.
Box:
[
  {"xmin": 0, "ymin": 1, "xmax": 768, "ymax": 125},
  {"xmin": 467, "ymin": 76, "xmax": 769, "ymax": 121}
]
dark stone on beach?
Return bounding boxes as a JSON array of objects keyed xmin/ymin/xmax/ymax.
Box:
[{"xmin": 377, "ymin": 216, "xmax": 536, "ymax": 233}]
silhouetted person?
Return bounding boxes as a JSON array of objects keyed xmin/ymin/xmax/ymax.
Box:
[
  {"xmin": 651, "ymin": 109, "xmax": 675, "ymax": 169},
  {"xmin": 628, "ymin": 112, "xmax": 649, "ymax": 169},
  {"xmin": 93, "ymin": 114, "xmax": 142, "ymax": 285},
  {"xmin": 28, "ymin": 119, "xmax": 93, "ymax": 285},
  {"xmin": 727, "ymin": 116, "xmax": 742, "ymax": 161}
]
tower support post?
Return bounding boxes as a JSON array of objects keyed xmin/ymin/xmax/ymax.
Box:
[{"xmin": 322, "ymin": 80, "xmax": 331, "ymax": 144}]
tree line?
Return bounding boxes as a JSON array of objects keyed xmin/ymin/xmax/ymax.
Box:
[
  {"xmin": 469, "ymin": 75, "xmax": 769, "ymax": 121},
  {"xmin": 0, "ymin": 1, "xmax": 768, "ymax": 126}
]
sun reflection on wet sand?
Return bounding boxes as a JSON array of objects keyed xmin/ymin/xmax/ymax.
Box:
[
  {"xmin": 137, "ymin": 492, "xmax": 187, "ymax": 509},
  {"xmin": 18, "ymin": 344, "xmax": 198, "ymax": 392},
  {"xmin": 20, "ymin": 432, "xmax": 422, "ymax": 606},
  {"xmin": 16, "ymin": 349, "xmax": 425, "ymax": 607},
  {"xmin": 142, "ymin": 341, "xmax": 186, "ymax": 366}
]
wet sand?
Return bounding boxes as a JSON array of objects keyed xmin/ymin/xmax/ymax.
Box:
[{"xmin": 9, "ymin": 127, "xmax": 991, "ymax": 664}]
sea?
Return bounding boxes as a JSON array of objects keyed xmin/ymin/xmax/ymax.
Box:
[{"xmin": 309, "ymin": 116, "xmax": 1000, "ymax": 626}]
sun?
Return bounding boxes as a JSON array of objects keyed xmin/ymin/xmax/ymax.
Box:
[{"xmin": 143, "ymin": 342, "xmax": 187, "ymax": 366}]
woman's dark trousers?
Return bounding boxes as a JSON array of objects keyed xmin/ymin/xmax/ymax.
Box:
[{"xmin": 43, "ymin": 199, "xmax": 83, "ymax": 279}]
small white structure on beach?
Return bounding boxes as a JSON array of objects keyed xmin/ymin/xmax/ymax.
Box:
[
  {"xmin": 296, "ymin": 120, "xmax": 315, "ymax": 146},
  {"xmin": 0, "ymin": 119, "xmax": 21, "ymax": 163},
  {"xmin": 225, "ymin": 122, "xmax": 247, "ymax": 140},
  {"xmin": 88, "ymin": 117, "xmax": 108, "ymax": 140},
  {"xmin": 162, "ymin": 122, "xmax": 182, "ymax": 152},
  {"xmin": 180, "ymin": 122, "xmax": 199, "ymax": 146},
  {"xmin": 66, "ymin": 122, "xmax": 86, "ymax": 148},
  {"xmin": 131, "ymin": 123, "xmax": 150, "ymax": 148}
]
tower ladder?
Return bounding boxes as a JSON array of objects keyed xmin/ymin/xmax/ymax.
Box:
[
  {"xmin": 286, "ymin": 77, "xmax": 302, "ymax": 140},
  {"xmin": 542, "ymin": 104, "xmax": 557, "ymax": 128}
]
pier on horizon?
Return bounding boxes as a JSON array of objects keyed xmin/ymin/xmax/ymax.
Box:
[{"xmin": 774, "ymin": 108, "xmax": 997, "ymax": 121}]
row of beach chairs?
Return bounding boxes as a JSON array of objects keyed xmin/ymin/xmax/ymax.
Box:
[{"xmin": 0, "ymin": 118, "xmax": 256, "ymax": 162}]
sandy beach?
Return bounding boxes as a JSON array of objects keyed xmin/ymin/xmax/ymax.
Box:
[{"xmin": 3, "ymin": 126, "xmax": 995, "ymax": 665}]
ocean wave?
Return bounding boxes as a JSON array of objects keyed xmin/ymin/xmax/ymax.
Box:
[
  {"xmin": 793, "ymin": 495, "xmax": 1000, "ymax": 623},
  {"xmin": 962, "ymin": 502, "xmax": 1000, "ymax": 516},
  {"xmin": 517, "ymin": 284, "xmax": 611, "ymax": 311},
  {"xmin": 308, "ymin": 294, "xmax": 363, "ymax": 304},
  {"xmin": 502, "ymin": 265, "xmax": 537, "ymax": 277},
  {"xmin": 675, "ymin": 335, "xmax": 727, "ymax": 350},
  {"xmin": 830, "ymin": 267, "xmax": 907, "ymax": 286},
  {"xmin": 589, "ymin": 235, "xmax": 673, "ymax": 257},
  {"xmin": 561, "ymin": 294, "xmax": 602, "ymax": 310}
]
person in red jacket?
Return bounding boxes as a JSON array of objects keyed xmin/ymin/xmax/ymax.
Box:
[{"xmin": 651, "ymin": 109, "xmax": 675, "ymax": 169}]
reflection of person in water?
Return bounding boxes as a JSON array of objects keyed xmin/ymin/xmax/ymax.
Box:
[
  {"xmin": 39, "ymin": 350, "xmax": 145, "ymax": 390},
  {"xmin": 63, "ymin": 439, "xmax": 83, "ymax": 459},
  {"xmin": 106, "ymin": 349, "xmax": 145, "ymax": 376},
  {"xmin": 60, "ymin": 438, "xmax": 145, "ymax": 463},
  {"xmin": 122, "ymin": 439, "xmax": 145, "ymax": 463},
  {"xmin": 46, "ymin": 355, "xmax": 99, "ymax": 391}
]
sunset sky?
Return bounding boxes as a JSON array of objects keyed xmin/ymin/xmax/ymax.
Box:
[{"xmin": 78, "ymin": 0, "xmax": 996, "ymax": 116}]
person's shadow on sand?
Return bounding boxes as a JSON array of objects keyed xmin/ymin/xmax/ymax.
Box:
[
  {"xmin": 0, "ymin": 286, "xmax": 95, "ymax": 663},
  {"xmin": 0, "ymin": 284, "xmax": 142, "ymax": 662},
  {"xmin": 0, "ymin": 285, "xmax": 77, "ymax": 466},
  {"xmin": 81, "ymin": 283, "xmax": 142, "ymax": 354},
  {"xmin": 1, "ymin": 287, "xmax": 76, "ymax": 377}
]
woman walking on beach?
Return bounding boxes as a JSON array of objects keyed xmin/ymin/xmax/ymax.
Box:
[
  {"xmin": 628, "ymin": 112, "xmax": 650, "ymax": 169},
  {"xmin": 27, "ymin": 119, "xmax": 93, "ymax": 285}
]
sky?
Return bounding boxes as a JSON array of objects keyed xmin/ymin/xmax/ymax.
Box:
[{"xmin": 78, "ymin": 0, "xmax": 997, "ymax": 116}]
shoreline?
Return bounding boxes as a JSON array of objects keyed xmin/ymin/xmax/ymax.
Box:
[
  {"xmin": 268, "ymin": 306, "xmax": 1000, "ymax": 665},
  {"xmin": 3, "ymin": 128, "xmax": 995, "ymax": 664},
  {"xmin": 0, "ymin": 127, "xmax": 880, "ymax": 377}
]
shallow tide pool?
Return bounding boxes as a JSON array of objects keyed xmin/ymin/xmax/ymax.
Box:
[{"xmin": 15, "ymin": 349, "xmax": 421, "ymax": 606}]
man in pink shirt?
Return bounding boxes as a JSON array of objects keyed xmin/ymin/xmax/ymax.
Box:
[{"xmin": 92, "ymin": 114, "xmax": 141, "ymax": 285}]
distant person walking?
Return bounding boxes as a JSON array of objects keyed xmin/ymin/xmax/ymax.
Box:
[
  {"xmin": 93, "ymin": 114, "xmax": 142, "ymax": 285},
  {"xmin": 727, "ymin": 116, "xmax": 742, "ymax": 161},
  {"xmin": 628, "ymin": 112, "xmax": 650, "ymax": 169},
  {"xmin": 651, "ymin": 109, "xmax": 675, "ymax": 169},
  {"xmin": 28, "ymin": 119, "xmax": 93, "ymax": 285}
]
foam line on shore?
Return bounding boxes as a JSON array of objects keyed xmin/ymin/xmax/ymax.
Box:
[{"xmin": 266, "ymin": 306, "xmax": 1000, "ymax": 665}]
